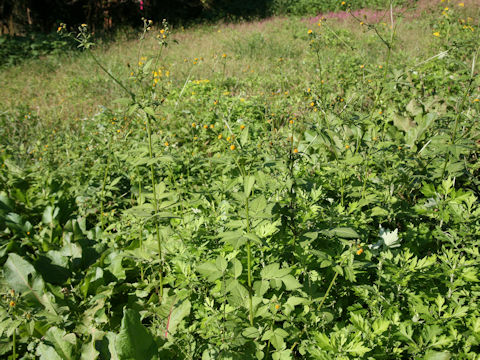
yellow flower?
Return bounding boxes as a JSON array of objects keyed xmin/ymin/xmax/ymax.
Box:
[
  {"xmin": 226, "ymin": 136, "xmax": 231, "ymax": 142},
  {"xmin": 356, "ymin": 248, "xmax": 364, "ymax": 255},
  {"xmin": 341, "ymin": 1, "xmax": 346, "ymax": 5},
  {"xmin": 164, "ymin": 141, "xmax": 169, "ymax": 147},
  {"xmin": 9, "ymin": 300, "xmax": 15, "ymax": 307},
  {"xmin": 360, "ymin": 64, "xmax": 365, "ymax": 69},
  {"xmin": 308, "ymin": 29, "xmax": 313, "ymax": 34},
  {"xmin": 192, "ymin": 122, "xmax": 196, "ymax": 128},
  {"xmin": 293, "ymin": 148, "xmax": 298, "ymax": 153},
  {"xmin": 345, "ymin": 145, "xmax": 350, "ymax": 149},
  {"xmin": 210, "ymin": 124, "xmax": 214, "ymax": 129},
  {"xmin": 433, "ymin": 31, "xmax": 440, "ymax": 37},
  {"xmin": 218, "ymin": 134, "xmax": 223, "ymax": 139},
  {"xmin": 160, "ymin": 29, "xmax": 165, "ymax": 34},
  {"xmin": 204, "ymin": 124, "xmax": 208, "ymax": 129},
  {"xmin": 289, "ymin": 120, "xmax": 294, "ymax": 124},
  {"xmin": 275, "ymin": 304, "xmax": 280, "ymax": 310},
  {"xmin": 230, "ymin": 144, "xmax": 236, "ymax": 150},
  {"xmin": 473, "ymin": 98, "xmax": 479, "ymax": 102},
  {"xmin": 458, "ymin": 2, "xmax": 464, "ymax": 6},
  {"xmin": 57, "ymin": 26, "xmax": 62, "ymax": 32},
  {"xmin": 310, "ymin": 102, "xmax": 315, "ymax": 107},
  {"xmin": 222, "ymin": 53, "xmax": 227, "ymax": 58},
  {"xmin": 240, "ymin": 124, "xmax": 245, "ymax": 130}
]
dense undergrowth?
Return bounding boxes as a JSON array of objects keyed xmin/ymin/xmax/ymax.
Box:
[{"xmin": 1, "ymin": 1, "xmax": 480, "ymax": 359}]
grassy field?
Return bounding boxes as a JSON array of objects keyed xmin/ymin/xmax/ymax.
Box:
[{"xmin": 1, "ymin": 1, "xmax": 480, "ymax": 359}]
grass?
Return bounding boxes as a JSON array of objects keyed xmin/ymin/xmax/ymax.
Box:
[{"xmin": 0, "ymin": 2, "xmax": 452, "ymax": 129}]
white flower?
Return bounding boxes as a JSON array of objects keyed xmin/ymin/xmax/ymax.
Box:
[{"xmin": 369, "ymin": 226, "xmax": 401, "ymax": 250}]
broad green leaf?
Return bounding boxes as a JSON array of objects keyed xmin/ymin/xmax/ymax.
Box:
[
  {"xmin": 330, "ymin": 227, "xmax": 359, "ymax": 239},
  {"xmin": 42, "ymin": 206, "xmax": 59, "ymax": 225},
  {"xmin": 115, "ymin": 308, "xmax": 157, "ymax": 360},
  {"xmin": 215, "ymin": 255, "xmax": 228, "ymax": 273},
  {"xmin": 281, "ymin": 275, "xmax": 302, "ymax": 291},
  {"xmin": 39, "ymin": 327, "xmax": 77, "ymax": 360},
  {"xmin": 424, "ymin": 351, "xmax": 451, "ymax": 360},
  {"xmin": 4, "ymin": 253, "xmax": 54, "ymax": 311},
  {"xmin": 166, "ymin": 300, "xmax": 191, "ymax": 336},
  {"xmin": 197, "ymin": 262, "xmax": 223, "ymax": 282},
  {"xmin": 220, "ymin": 231, "xmax": 246, "ymax": 249},
  {"xmin": 262, "ymin": 328, "xmax": 288, "ymax": 350},
  {"xmin": 261, "ymin": 263, "xmax": 290, "ymax": 280},
  {"xmin": 242, "ymin": 327, "xmax": 260, "ymax": 338}
]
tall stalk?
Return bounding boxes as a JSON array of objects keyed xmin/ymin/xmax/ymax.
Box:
[
  {"xmin": 245, "ymin": 196, "xmax": 254, "ymax": 326},
  {"xmin": 146, "ymin": 114, "xmax": 163, "ymax": 298},
  {"xmin": 441, "ymin": 47, "xmax": 478, "ymax": 178},
  {"xmin": 12, "ymin": 328, "xmax": 16, "ymax": 360}
]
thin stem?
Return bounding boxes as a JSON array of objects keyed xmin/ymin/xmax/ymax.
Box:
[
  {"xmin": 87, "ymin": 50, "xmax": 136, "ymax": 101},
  {"xmin": 12, "ymin": 328, "xmax": 16, "ymax": 360},
  {"xmin": 100, "ymin": 160, "xmax": 110, "ymax": 230},
  {"xmin": 245, "ymin": 196, "xmax": 254, "ymax": 326},
  {"xmin": 146, "ymin": 115, "xmax": 163, "ymax": 299}
]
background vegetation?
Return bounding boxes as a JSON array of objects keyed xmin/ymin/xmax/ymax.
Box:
[{"xmin": 1, "ymin": 0, "xmax": 480, "ymax": 359}]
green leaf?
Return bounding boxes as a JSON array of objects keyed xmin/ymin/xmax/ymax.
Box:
[
  {"xmin": 322, "ymin": 227, "xmax": 359, "ymax": 239},
  {"xmin": 424, "ymin": 351, "xmax": 451, "ymax": 360},
  {"xmin": 143, "ymin": 106, "xmax": 156, "ymax": 117},
  {"xmin": 215, "ymin": 255, "xmax": 228, "ymax": 273},
  {"xmin": 261, "ymin": 263, "xmax": 290, "ymax": 280},
  {"xmin": 242, "ymin": 327, "xmax": 260, "ymax": 338},
  {"xmin": 281, "ymin": 275, "xmax": 302, "ymax": 291},
  {"xmin": 230, "ymin": 258, "xmax": 243, "ymax": 279},
  {"xmin": 262, "ymin": 328, "xmax": 288, "ymax": 350},
  {"xmin": 42, "ymin": 206, "xmax": 59, "ymax": 225},
  {"xmin": 38, "ymin": 327, "xmax": 77, "ymax": 360},
  {"xmin": 4, "ymin": 253, "xmax": 53, "ymax": 311},
  {"xmin": 115, "ymin": 308, "xmax": 158, "ymax": 360},
  {"xmin": 166, "ymin": 300, "xmax": 191, "ymax": 336},
  {"xmin": 220, "ymin": 231, "xmax": 246, "ymax": 249},
  {"xmin": 197, "ymin": 262, "xmax": 223, "ymax": 282},
  {"xmin": 244, "ymin": 175, "xmax": 255, "ymax": 197}
]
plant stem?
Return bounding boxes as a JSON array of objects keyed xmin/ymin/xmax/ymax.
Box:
[
  {"xmin": 441, "ymin": 78, "xmax": 474, "ymax": 178},
  {"xmin": 100, "ymin": 160, "xmax": 110, "ymax": 230},
  {"xmin": 317, "ymin": 256, "xmax": 348, "ymax": 312},
  {"xmin": 146, "ymin": 114, "xmax": 163, "ymax": 299},
  {"xmin": 12, "ymin": 328, "xmax": 16, "ymax": 360},
  {"xmin": 245, "ymin": 195, "xmax": 254, "ymax": 326},
  {"xmin": 87, "ymin": 50, "xmax": 136, "ymax": 101}
]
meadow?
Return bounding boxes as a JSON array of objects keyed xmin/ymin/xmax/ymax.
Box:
[{"xmin": 1, "ymin": 1, "xmax": 480, "ymax": 359}]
